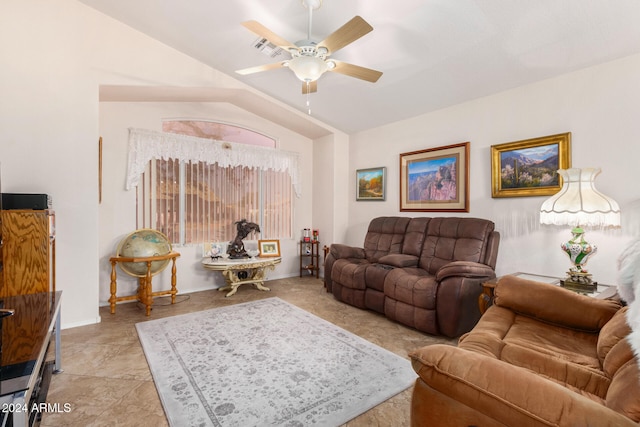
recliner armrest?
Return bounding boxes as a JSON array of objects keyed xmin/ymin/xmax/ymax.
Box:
[
  {"xmin": 329, "ymin": 243, "xmax": 366, "ymax": 260},
  {"xmin": 494, "ymin": 275, "xmax": 621, "ymax": 331},
  {"xmin": 435, "ymin": 261, "xmax": 495, "ymax": 281}
]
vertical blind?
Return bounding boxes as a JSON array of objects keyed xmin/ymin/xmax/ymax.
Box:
[{"xmin": 130, "ymin": 128, "xmax": 297, "ymax": 244}]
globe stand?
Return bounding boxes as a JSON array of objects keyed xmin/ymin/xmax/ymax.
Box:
[{"xmin": 109, "ymin": 252, "xmax": 180, "ymax": 315}]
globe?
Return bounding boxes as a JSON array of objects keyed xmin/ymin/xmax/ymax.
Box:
[{"xmin": 116, "ymin": 229, "xmax": 173, "ymax": 277}]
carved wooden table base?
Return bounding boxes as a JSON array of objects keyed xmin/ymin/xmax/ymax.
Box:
[{"xmin": 202, "ymin": 257, "xmax": 281, "ymax": 297}]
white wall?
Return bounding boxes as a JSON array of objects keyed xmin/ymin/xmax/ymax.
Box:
[
  {"xmin": 98, "ymin": 102, "xmax": 313, "ymax": 304},
  {"xmin": 349, "ymin": 53, "xmax": 640, "ymax": 284},
  {"xmin": 312, "ymin": 132, "xmax": 351, "ymax": 275},
  {"xmin": 1, "ymin": 0, "xmax": 327, "ymax": 328}
]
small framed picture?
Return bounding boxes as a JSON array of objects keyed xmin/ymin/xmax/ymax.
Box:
[
  {"xmin": 491, "ymin": 132, "xmax": 571, "ymax": 198},
  {"xmin": 258, "ymin": 239, "xmax": 281, "ymax": 257},
  {"xmin": 356, "ymin": 167, "xmax": 386, "ymax": 201}
]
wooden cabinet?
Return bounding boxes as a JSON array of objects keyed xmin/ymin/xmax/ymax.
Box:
[{"xmin": 0, "ymin": 210, "xmax": 55, "ymax": 297}]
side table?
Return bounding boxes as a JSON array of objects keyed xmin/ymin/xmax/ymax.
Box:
[
  {"xmin": 299, "ymin": 241, "xmax": 320, "ymax": 278},
  {"xmin": 109, "ymin": 252, "xmax": 180, "ymax": 316},
  {"xmin": 479, "ymin": 272, "xmax": 618, "ymax": 314}
]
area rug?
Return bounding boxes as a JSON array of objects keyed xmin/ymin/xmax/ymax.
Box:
[{"xmin": 136, "ymin": 297, "xmax": 416, "ymax": 427}]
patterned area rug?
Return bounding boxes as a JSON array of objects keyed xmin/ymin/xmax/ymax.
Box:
[{"xmin": 136, "ymin": 297, "xmax": 416, "ymax": 426}]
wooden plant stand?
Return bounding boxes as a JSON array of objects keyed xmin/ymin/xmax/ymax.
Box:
[{"xmin": 109, "ymin": 252, "xmax": 180, "ymax": 316}]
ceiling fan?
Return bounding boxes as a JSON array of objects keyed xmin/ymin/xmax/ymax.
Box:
[{"xmin": 235, "ymin": 0, "xmax": 382, "ymax": 94}]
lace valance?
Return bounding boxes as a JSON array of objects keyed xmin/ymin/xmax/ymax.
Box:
[{"xmin": 126, "ymin": 128, "xmax": 302, "ymax": 197}]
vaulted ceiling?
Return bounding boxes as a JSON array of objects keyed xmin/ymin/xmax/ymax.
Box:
[{"xmin": 81, "ymin": 0, "xmax": 640, "ymax": 135}]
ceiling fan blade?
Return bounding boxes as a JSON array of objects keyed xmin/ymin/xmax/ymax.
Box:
[
  {"xmin": 330, "ymin": 60, "xmax": 382, "ymax": 83},
  {"xmin": 241, "ymin": 20, "xmax": 297, "ymax": 50},
  {"xmin": 302, "ymin": 81, "xmax": 318, "ymax": 94},
  {"xmin": 236, "ymin": 62, "xmax": 287, "ymax": 75},
  {"xmin": 318, "ymin": 16, "xmax": 373, "ymax": 54}
]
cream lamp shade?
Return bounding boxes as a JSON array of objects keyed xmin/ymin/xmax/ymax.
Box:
[
  {"xmin": 540, "ymin": 168, "xmax": 620, "ymax": 228},
  {"xmin": 539, "ymin": 168, "xmax": 620, "ymax": 290}
]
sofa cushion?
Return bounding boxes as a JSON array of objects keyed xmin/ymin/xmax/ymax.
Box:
[
  {"xmin": 332, "ymin": 258, "xmax": 369, "ymax": 290},
  {"xmin": 419, "ymin": 218, "xmax": 495, "ymax": 275},
  {"xmin": 606, "ymin": 357, "xmax": 640, "ymax": 422},
  {"xmin": 460, "ymin": 304, "xmax": 612, "ymax": 398},
  {"xmin": 598, "ymin": 307, "xmax": 631, "ymax": 365},
  {"xmin": 384, "ymin": 268, "xmax": 436, "ymax": 309},
  {"xmin": 364, "ymin": 264, "xmax": 393, "ymax": 292},
  {"xmin": 603, "ymin": 337, "xmax": 635, "ymax": 379},
  {"xmin": 402, "ymin": 217, "xmax": 430, "ymax": 256},
  {"xmin": 363, "ymin": 216, "xmax": 410, "ymax": 262},
  {"xmin": 385, "ymin": 299, "xmax": 438, "ymax": 335}
]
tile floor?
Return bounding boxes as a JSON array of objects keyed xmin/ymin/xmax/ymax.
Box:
[{"xmin": 42, "ymin": 277, "xmax": 455, "ymax": 426}]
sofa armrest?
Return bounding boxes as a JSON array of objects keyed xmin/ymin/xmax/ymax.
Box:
[
  {"xmin": 410, "ymin": 344, "xmax": 637, "ymax": 427},
  {"xmin": 378, "ymin": 254, "xmax": 419, "ymax": 268},
  {"xmin": 494, "ymin": 275, "xmax": 621, "ymax": 332},
  {"xmin": 435, "ymin": 261, "xmax": 495, "ymax": 281},
  {"xmin": 329, "ymin": 243, "xmax": 365, "ymax": 260}
]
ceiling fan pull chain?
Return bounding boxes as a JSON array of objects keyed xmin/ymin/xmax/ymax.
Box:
[{"xmin": 306, "ymin": 82, "xmax": 312, "ymax": 115}]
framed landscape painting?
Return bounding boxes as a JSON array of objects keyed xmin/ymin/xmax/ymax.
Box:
[
  {"xmin": 356, "ymin": 167, "xmax": 386, "ymax": 201},
  {"xmin": 491, "ymin": 133, "xmax": 571, "ymax": 198},
  {"xmin": 399, "ymin": 142, "xmax": 469, "ymax": 212}
]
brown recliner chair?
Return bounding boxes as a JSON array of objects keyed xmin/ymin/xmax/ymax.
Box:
[
  {"xmin": 325, "ymin": 216, "xmax": 500, "ymax": 337},
  {"xmin": 409, "ymin": 275, "xmax": 639, "ymax": 426}
]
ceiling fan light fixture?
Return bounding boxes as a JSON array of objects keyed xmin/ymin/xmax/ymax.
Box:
[{"xmin": 288, "ymin": 55, "xmax": 328, "ymax": 82}]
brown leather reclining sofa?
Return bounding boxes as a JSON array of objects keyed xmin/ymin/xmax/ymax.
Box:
[
  {"xmin": 324, "ymin": 216, "xmax": 500, "ymax": 337},
  {"xmin": 410, "ymin": 275, "xmax": 640, "ymax": 426}
]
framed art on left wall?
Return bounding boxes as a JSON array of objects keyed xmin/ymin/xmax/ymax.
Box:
[{"xmin": 356, "ymin": 167, "xmax": 386, "ymax": 201}]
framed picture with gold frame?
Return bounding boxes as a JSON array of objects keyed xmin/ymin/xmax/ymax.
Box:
[
  {"xmin": 258, "ymin": 240, "xmax": 281, "ymax": 257},
  {"xmin": 491, "ymin": 132, "xmax": 571, "ymax": 198},
  {"xmin": 399, "ymin": 142, "xmax": 470, "ymax": 212}
]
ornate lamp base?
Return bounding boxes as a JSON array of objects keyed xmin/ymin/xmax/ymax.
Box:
[
  {"xmin": 560, "ymin": 227, "xmax": 598, "ymax": 292},
  {"xmin": 560, "ymin": 270, "xmax": 598, "ymax": 292}
]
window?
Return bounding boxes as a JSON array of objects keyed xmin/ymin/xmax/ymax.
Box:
[{"xmin": 136, "ymin": 121, "xmax": 293, "ymax": 245}]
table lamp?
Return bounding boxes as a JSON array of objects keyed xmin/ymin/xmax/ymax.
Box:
[{"xmin": 539, "ymin": 168, "xmax": 620, "ymax": 291}]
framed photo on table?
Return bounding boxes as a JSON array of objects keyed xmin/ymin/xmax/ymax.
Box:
[
  {"xmin": 258, "ymin": 240, "xmax": 281, "ymax": 257},
  {"xmin": 356, "ymin": 167, "xmax": 386, "ymax": 201},
  {"xmin": 491, "ymin": 132, "xmax": 571, "ymax": 198},
  {"xmin": 399, "ymin": 142, "xmax": 469, "ymax": 212}
]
